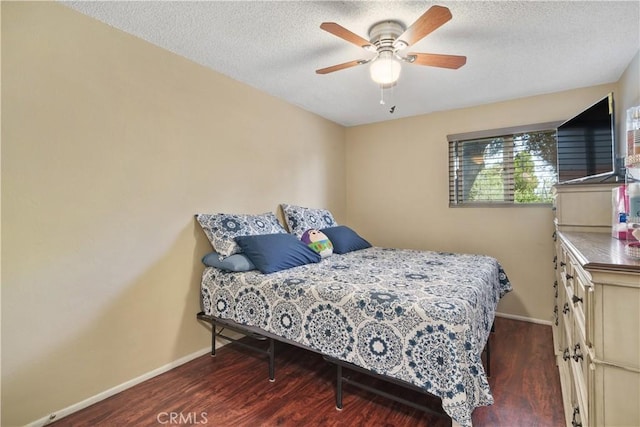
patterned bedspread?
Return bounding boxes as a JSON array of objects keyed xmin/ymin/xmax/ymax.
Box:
[{"xmin": 200, "ymin": 247, "xmax": 512, "ymax": 426}]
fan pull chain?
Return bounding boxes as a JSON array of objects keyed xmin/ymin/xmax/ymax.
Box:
[{"xmin": 379, "ymin": 85, "xmax": 396, "ymax": 114}]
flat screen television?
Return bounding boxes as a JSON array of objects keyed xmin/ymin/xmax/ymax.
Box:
[{"xmin": 557, "ymin": 93, "xmax": 616, "ymax": 183}]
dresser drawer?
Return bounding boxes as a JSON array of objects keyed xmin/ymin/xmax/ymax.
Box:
[
  {"xmin": 560, "ymin": 243, "xmax": 592, "ymax": 345},
  {"xmin": 572, "ymin": 328, "xmax": 591, "ymax": 424},
  {"xmin": 570, "ymin": 270, "xmax": 589, "ymax": 346},
  {"xmin": 563, "ymin": 342, "xmax": 589, "ymax": 427},
  {"xmin": 559, "ymin": 248, "xmax": 571, "ymax": 289},
  {"xmin": 561, "ymin": 289, "xmax": 575, "ymax": 364}
]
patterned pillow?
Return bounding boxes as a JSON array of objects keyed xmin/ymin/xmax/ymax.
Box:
[
  {"xmin": 196, "ymin": 212, "xmax": 287, "ymax": 258},
  {"xmin": 280, "ymin": 204, "xmax": 338, "ymax": 238}
]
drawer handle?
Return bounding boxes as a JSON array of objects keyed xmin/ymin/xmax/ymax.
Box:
[
  {"xmin": 553, "ymin": 306, "xmax": 559, "ymax": 326},
  {"xmin": 563, "ymin": 303, "xmax": 570, "ymax": 314},
  {"xmin": 573, "ymin": 343, "xmax": 583, "ymax": 362},
  {"xmin": 572, "ymin": 406, "xmax": 582, "ymax": 427},
  {"xmin": 553, "ymin": 280, "xmax": 558, "ymax": 289},
  {"xmin": 565, "ymin": 273, "xmax": 573, "ymax": 280},
  {"xmin": 563, "ymin": 348, "xmax": 571, "ymax": 361},
  {"xmin": 560, "ymin": 261, "xmax": 566, "ymax": 267},
  {"xmin": 571, "ymin": 295, "xmax": 583, "ymax": 304}
]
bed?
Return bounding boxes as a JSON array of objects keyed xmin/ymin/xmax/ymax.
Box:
[{"xmin": 198, "ymin": 241, "xmax": 511, "ymax": 427}]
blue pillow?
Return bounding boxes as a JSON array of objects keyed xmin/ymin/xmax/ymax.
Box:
[
  {"xmin": 234, "ymin": 233, "xmax": 321, "ymax": 274},
  {"xmin": 202, "ymin": 252, "xmax": 256, "ymax": 272},
  {"xmin": 321, "ymin": 225, "xmax": 371, "ymax": 254}
]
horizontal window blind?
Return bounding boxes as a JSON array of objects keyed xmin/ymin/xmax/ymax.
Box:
[{"xmin": 449, "ymin": 128, "xmax": 557, "ymax": 206}]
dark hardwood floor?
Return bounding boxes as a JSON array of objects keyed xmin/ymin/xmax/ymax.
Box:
[{"xmin": 51, "ymin": 317, "xmax": 564, "ymax": 426}]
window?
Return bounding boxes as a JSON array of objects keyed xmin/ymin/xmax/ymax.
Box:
[{"xmin": 448, "ymin": 123, "xmax": 559, "ymax": 206}]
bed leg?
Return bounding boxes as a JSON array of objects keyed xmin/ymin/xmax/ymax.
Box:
[
  {"xmin": 488, "ymin": 320, "xmax": 496, "ymax": 376},
  {"xmin": 211, "ymin": 322, "xmax": 217, "ymax": 357},
  {"xmin": 486, "ymin": 333, "xmax": 491, "ymax": 378},
  {"xmin": 268, "ymin": 338, "xmax": 275, "ymax": 382},
  {"xmin": 335, "ymin": 364, "xmax": 343, "ymax": 410}
]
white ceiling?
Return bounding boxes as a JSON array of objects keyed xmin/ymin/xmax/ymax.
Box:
[{"xmin": 61, "ymin": 1, "xmax": 640, "ymax": 127}]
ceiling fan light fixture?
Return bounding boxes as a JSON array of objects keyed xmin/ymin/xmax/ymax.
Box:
[{"xmin": 369, "ymin": 51, "xmax": 401, "ymax": 86}]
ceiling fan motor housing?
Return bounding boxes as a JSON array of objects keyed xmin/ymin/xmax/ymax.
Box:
[{"xmin": 368, "ymin": 21, "xmax": 406, "ymax": 53}]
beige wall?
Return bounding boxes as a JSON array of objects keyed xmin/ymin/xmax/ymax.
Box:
[
  {"xmin": 1, "ymin": 3, "xmax": 345, "ymax": 425},
  {"xmin": 344, "ymin": 84, "xmax": 621, "ymax": 322}
]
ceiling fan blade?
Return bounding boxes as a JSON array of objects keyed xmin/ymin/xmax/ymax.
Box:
[
  {"xmin": 409, "ymin": 53, "xmax": 467, "ymax": 69},
  {"xmin": 320, "ymin": 22, "xmax": 373, "ymax": 49},
  {"xmin": 395, "ymin": 5, "xmax": 452, "ymax": 48},
  {"xmin": 316, "ymin": 59, "xmax": 366, "ymax": 75}
]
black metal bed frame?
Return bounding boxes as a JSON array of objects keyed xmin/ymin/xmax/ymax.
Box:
[
  {"xmin": 197, "ymin": 311, "xmax": 494, "ymax": 423},
  {"xmin": 196, "ymin": 313, "xmax": 276, "ymax": 381}
]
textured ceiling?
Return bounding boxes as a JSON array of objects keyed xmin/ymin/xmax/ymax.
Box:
[{"xmin": 62, "ymin": 1, "xmax": 640, "ymax": 127}]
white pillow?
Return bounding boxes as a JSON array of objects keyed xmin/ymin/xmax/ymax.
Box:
[
  {"xmin": 196, "ymin": 212, "xmax": 287, "ymax": 258},
  {"xmin": 280, "ymin": 204, "xmax": 338, "ymax": 238}
]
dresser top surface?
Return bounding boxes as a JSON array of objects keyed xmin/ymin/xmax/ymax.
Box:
[{"xmin": 559, "ymin": 231, "xmax": 640, "ymax": 274}]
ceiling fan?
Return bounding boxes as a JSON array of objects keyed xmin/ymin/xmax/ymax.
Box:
[{"xmin": 316, "ymin": 5, "xmax": 466, "ymax": 87}]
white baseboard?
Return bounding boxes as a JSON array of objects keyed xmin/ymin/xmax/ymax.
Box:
[
  {"xmin": 496, "ymin": 311, "xmax": 552, "ymax": 326},
  {"xmin": 27, "ymin": 346, "xmax": 212, "ymax": 427}
]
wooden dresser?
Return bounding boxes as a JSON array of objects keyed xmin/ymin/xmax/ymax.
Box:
[{"xmin": 552, "ymin": 183, "xmax": 640, "ymax": 427}]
